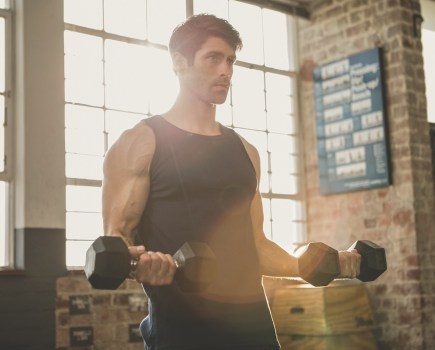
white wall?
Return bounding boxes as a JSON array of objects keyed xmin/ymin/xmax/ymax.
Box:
[
  {"xmin": 422, "ymin": 0, "xmax": 435, "ymax": 123},
  {"xmin": 14, "ymin": 0, "xmax": 65, "ymax": 229},
  {"xmin": 421, "ymin": 0, "xmax": 435, "ymax": 30}
]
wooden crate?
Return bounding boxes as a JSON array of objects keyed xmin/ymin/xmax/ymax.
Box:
[
  {"xmin": 270, "ymin": 280, "xmax": 375, "ymax": 336},
  {"xmin": 278, "ymin": 332, "xmax": 378, "ymax": 350}
]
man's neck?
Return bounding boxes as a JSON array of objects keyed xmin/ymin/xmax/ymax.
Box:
[{"xmin": 162, "ymin": 94, "xmax": 221, "ymax": 136}]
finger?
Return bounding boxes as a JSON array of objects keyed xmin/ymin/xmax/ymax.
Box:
[
  {"xmin": 153, "ymin": 252, "xmax": 173, "ymax": 284},
  {"xmin": 135, "ymin": 252, "xmax": 153, "ymax": 283},
  {"xmin": 135, "ymin": 251, "xmax": 178, "ymax": 285},
  {"xmin": 149, "ymin": 253, "xmax": 177, "ymax": 285},
  {"xmin": 128, "ymin": 245, "xmax": 146, "ymax": 259},
  {"xmin": 339, "ymin": 250, "xmax": 356, "ymax": 278},
  {"xmin": 355, "ymin": 252, "xmax": 361, "ymax": 277},
  {"xmin": 349, "ymin": 250, "xmax": 360, "ymax": 278},
  {"xmin": 162, "ymin": 253, "xmax": 178, "ymax": 284},
  {"xmin": 165, "ymin": 254, "xmax": 178, "ymax": 273},
  {"xmin": 146, "ymin": 251, "xmax": 162, "ymax": 275},
  {"xmin": 148, "ymin": 252, "xmax": 173, "ymax": 285},
  {"xmin": 152, "ymin": 252, "xmax": 178, "ymax": 285},
  {"xmin": 351, "ymin": 252, "xmax": 359, "ymax": 278}
]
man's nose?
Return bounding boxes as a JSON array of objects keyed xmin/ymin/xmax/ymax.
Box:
[{"xmin": 220, "ymin": 62, "xmax": 232, "ymax": 78}]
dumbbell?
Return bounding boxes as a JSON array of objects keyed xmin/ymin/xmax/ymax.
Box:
[
  {"xmin": 349, "ymin": 240, "xmax": 387, "ymax": 282},
  {"xmin": 85, "ymin": 236, "xmax": 217, "ymax": 292},
  {"xmin": 297, "ymin": 240, "xmax": 387, "ymax": 287}
]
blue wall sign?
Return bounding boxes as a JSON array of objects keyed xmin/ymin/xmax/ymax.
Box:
[{"xmin": 313, "ymin": 47, "xmax": 391, "ymax": 195}]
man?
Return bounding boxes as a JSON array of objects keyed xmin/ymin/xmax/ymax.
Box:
[{"xmin": 102, "ymin": 14, "xmax": 360, "ymax": 350}]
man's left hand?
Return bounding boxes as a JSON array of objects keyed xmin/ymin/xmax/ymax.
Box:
[{"xmin": 338, "ymin": 249, "xmax": 361, "ymax": 279}]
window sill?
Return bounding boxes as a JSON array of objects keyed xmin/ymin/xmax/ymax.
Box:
[{"xmin": 0, "ymin": 267, "xmax": 26, "ymax": 276}]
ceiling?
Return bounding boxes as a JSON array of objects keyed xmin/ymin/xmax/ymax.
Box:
[{"xmin": 240, "ymin": 0, "xmax": 323, "ymax": 18}]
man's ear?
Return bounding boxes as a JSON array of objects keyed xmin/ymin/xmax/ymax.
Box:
[{"xmin": 172, "ymin": 52, "xmax": 188, "ymax": 76}]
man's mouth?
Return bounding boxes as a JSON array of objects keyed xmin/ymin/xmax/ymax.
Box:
[{"xmin": 214, "ymin": 83, "xmax": 230, "ymax": 89}]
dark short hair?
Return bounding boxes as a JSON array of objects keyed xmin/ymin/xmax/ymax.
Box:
[{"xmin": 169, "ymin": 14, "xmax": 243, "ymax": 64}]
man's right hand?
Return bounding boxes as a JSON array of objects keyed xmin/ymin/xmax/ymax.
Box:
[{"xmin": 128, "ymin": 245, "xmax": 178, "ymax": 286}]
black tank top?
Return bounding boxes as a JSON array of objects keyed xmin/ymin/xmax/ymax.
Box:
[{"xmin": 138, "ymin": 116, "xmax": 279, "ymax": 350}]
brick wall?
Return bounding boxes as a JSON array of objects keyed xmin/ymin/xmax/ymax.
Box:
[
  {"xmin": 56, "ymin": 274, "xmax": 148, "ymax": 350},
  {"xmin": 298, "ymin": 0, "xmax": 435, "ymax": 349}
]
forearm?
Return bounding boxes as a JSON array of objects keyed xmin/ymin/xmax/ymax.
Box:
[
  {"xmin": 104, "ymin": 226, "xmax": 137, "ymax": 247},
  {"xmin": 257, "ymin": 238, "xmax": 299, "ymax": 278}
]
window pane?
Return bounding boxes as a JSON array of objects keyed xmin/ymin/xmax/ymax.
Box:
[
  {"xmin": 66, "ymin": 240, "xmax": 92, "ymax": 267},
  {"xmin": 423, "ymin": 29, "xmax": 435, "ymax": 123},
  {"xmin": 263, "ymin": 9, "xmax": 290, "ymax": 70},
  {"xmin": 104, "ymin": 0, "xmax": 147, "ymax": 39},
  {"xmin": 64, "ymin": 0, "xmax": 103, "ymax": 30},
  {"xmin": 66, "ymin": 212, "xmax": 103, "ymax": 240},
  {"xmin": 65, "ymin": 129, "xmax": 105, "ymax": 156},
  {"xmin": 147, "ymin": 0, "xmax": 186, "ymax": 45},
  {"xmin": 65, "ymin": 104, "xmax": 104, "ymax": 131},
  {"xmin": 270, "ymin": 151, "xmax": 298, "ymax": 195},
  {"xmin": 232, "ymin": 66, "xmax": 266, "ymax": 130},
  {"xmin": 0, "ymin": 96, "xmax": 4, "ymax": 172},
  {"xmin": 268, "ymin": 133, "xmax": 297, "ymax": 155},
  {"xmin": 194, "ymin": 0, "xmax": 228, "ymax": 18},
  {"xmin": 105, "ymin": 110, "xmax": 144, "ymax": 148},
  {"xmin": 266, "ymin": 72, "xmax": 295, "ymax": 134},
  {"xmin": 0, "ymin": 17, "xmax": 4, "ymax": 92},
  {"xmin": 266, "ymin": 74, "xmax": 292, "ymax": 111},
  {"xmin": 66, "ymin": 154, "xmax": 103, "ymax": 180},
  {"xmin": 147, "ymin": 48, "xmax": 178, "ymax": 115},
  {"xmin": 271, "ymin": 199, "xmax": 298, "ymax": 252},
  {"xmin": 234, "ymin": 128, "xmax": 269, "ymax": 193},
  {"xmin": 216, "ymin": 97, "xmax": 232, "ymax": 126},
  {"xmin": 64, "ymin": 31, "xmax": 104, "ymax": 106},
  {"xmin": 291, "ymin": 221, "xmax": 306, "ymax": 246},
  {"xmin": 65, "ymin": 79, "xmax": 104, "ymax": 107},
  {"xmin": 229, "ymin": 1, "xmax": 263, "ymax": 65},
  {"xmin": 0, "ymin": 181, "xmax": 6, "ymax": 266},
  {"xmin": 66, "ymin": 185, "xmax": 102, "ymax": 213},
  {"xmin": 64, "ymin": 31, "xmax": 103, "ymax": 58},
  {"xmin": 105, "ymin": 40, "xmax": 149, "ymax": 113},
  {"xmin": 262, "ymin": 198, "xmax": 272, "ymax": 239}
]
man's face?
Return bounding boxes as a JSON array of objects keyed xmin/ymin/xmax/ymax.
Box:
[{"xmin": 179, "ymin": 36, "xmax": 237, "ymax": 105}]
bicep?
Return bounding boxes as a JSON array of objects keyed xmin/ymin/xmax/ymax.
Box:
[
  {"xmin": 102, "ymin": 123, "xmax": 155, "ymax": 245},
  {"xmin": 239, "ymin": 137, "xmax": 268, "ymax": 246}
]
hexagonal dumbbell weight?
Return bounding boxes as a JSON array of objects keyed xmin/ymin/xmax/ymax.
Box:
[
  {"xmin": 297, "ymin": 242, "xmax": 340, "ymax": 287},
  {"xmin": 348, "ymin": 240, "xmax": 387, "ymax": 282},
  {"xmin": 85, "ymin": 236, "xmax": 131, "ymax": 290},
  {"xmin": 85, "ymin": 236, "xmax": 217, "ymax": 292}
]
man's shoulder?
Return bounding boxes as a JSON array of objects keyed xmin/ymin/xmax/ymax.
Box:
[
  {"xmin": 105, "ymin": 120, "xmax": 156, "ymax": 171},
  {"xmin": 118, "ymin": 120, "xmax": 155, "ymax": 149}
]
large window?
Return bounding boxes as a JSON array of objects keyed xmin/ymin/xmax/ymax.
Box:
[
  {"xmin": 0, "ymin": 1, "xmax": 12, "ymax": 269},
  {"xmin": 64, "ymin": 0, "xmax": 305, "ymax": 267},
  {"xmin": 422, "ymin": 0, "xmax": 435, "ymax": 123}
]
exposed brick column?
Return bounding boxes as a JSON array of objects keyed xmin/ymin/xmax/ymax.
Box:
[{"xmin": 297, "ymin": 0, "xmax": 435, "ymax": 348}]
